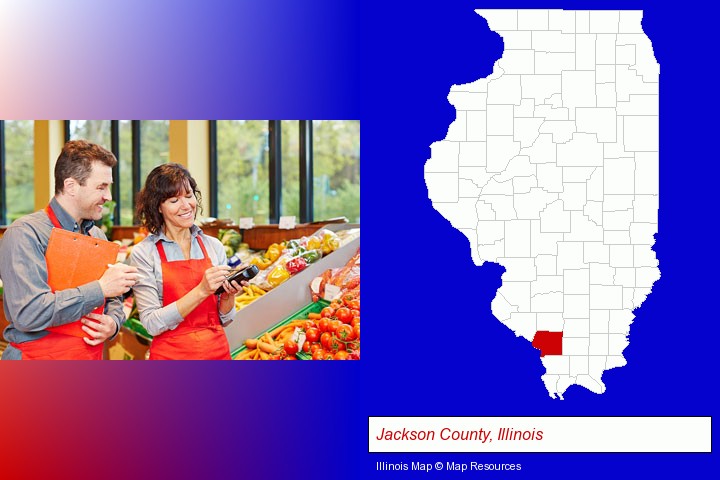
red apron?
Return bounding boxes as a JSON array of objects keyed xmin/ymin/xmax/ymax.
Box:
[
  {"xmin": 149, "ymin": 236, "xmax": 231, "ymax": 360},
  {"xmin": 10, "ymin": 205, "xmax": 104, "ymax": 360}
]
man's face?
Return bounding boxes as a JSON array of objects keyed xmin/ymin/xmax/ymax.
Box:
[{"xmin": 75, "ymin": 162, "xmax": 113, "ymax": 221}]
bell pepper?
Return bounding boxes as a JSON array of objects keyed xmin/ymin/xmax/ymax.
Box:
[
  {"xmin": 291, "ymin": 246, "xmax": 307, "ymax": 257},
  {"xmin": 286, "ymin": 240, "xmax": 300, "ymax": 250},
  {"xmin": 267, "ymin": 264, "xmax": 291, "ymax": 287},
  {"xmin": 301, "ymin": 249, "xmax": 321, "ymax": 264},
  {"xmin": 307, "ymin": 236, "xmax": 322, "ymax": 251},
  {"xmin": 250, "ymin": 256, "xmax": 273, "ymax": 270},
  {"xmin": 285, "ymin": 257, "xmax": 308, "ymax": 274},
  {"xmin": 265, "ymin": 243, "xmax": 282, "ymax": 262},
  {"xmin": 321, "ymin": 232, "xmax": 340, "ymax": 254}
]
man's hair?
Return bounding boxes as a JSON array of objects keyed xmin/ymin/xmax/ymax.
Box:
[
  {"xmin": 54, "ymin": 140, "xmax": 117, "ymax": 194},
  {"xmin": 136, "ymin": 163, "xmax": 203, "ymax": 234}
]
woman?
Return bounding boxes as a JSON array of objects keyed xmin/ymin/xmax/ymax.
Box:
[{"xmin": 130, "ymin": 163, "xmax": 242, "ymax": 360}]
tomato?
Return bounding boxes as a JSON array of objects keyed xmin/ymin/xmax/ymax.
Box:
[
  {"xmin": 320, "ymin": 307, "xmax": 335, "ymax": 318},
  {"xmin": 342, "ymin": 294, "xmax": 355, "ymax": 307},
  {"xmin": 305, "ymin": 328, "xmax": 320, "ymax": 343},
  {"xmin": 351, "ymin": 316, "xmax": 360, "ymax": 327},
  {"xmin": 284, "ymin": 356, "xmax": 298, "ymax": 360},
  {"xmin": 310, "ymin": 343, "xmax": 322, "ymax": 354},
  {"xmin": 318, "ymin": 318, "xmax": 330, "ymax": 333},
  {"xmin": 336, "ymin": 324, "xmax": 354, "ymax": 341},
  {"xmin": 334, "ymin": 350, "xmax": 349, "ymax": 360},
  {"xmin": 350, "ymin": 309, "xmax": 360, "ymax": 318},
  {"xmin": 284, "ymin": 340, "xmax": 299, "ymax": 356},
  {"xmin": 321, "ymin": 332, "xmax": 333, "ymax": 350},
  {"xmin": 353, "ymin": 324, "xmax": 360, "ymax": 340},
  {"xmin": 329, "ymin": 336, "xmax": 346, "ymax": 352},
  {"xmin": 347, "ymin": 300, "xmax": 360, "ymax": 311},
  {"xmin": 335, "ymin": 307, "xmax": 352, "ymax": 324},
  {"xmin": 330, "ymin": 300, "xmax": 344, "ymax": 310},
  {"xmin": 303, "ymin": 320, "xmax": 315, "ymax": 331},
  {"xmin": 328, "ymin": 320, "xmax": 341, "ymax": 334},
  {"xmin": 312, "ymin": 350, "xmax": 325, "ymax": 360},
  {"xmin": 302, "ymin": 341, "xmax": 312, "ymax": 353},
  {"xmin": 323, "ymin": 351, "xmax": 335, "ymax": 360}
]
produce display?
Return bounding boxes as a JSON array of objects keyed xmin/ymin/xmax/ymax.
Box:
[
  {"xmin": 234, "ymin": 293, "xmax": 360, "ymax": 360},
  {"xmin": 217, "ymin": 227, "xmax": 359, "ymax": 311},
  {"xmin": 236, "ymin": 247, "xmax": 361, "ymax": 360},
  {"xmin": 298, "ymin": 294, "xmax": 360, "ymax": 361},
  {"xmin": 250, "ymin": 228, "xmax": 346, "ymax": 291},
  {"xmin": 310, "ymin": 248, "xmax": 360, "ymax": 303}
]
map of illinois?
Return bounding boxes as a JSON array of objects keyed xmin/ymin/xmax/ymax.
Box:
[{"xmin": 424, "ymin": 9, "xmax": 660, "ymax": 399}]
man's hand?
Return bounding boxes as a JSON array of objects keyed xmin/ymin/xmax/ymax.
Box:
[
  {"xmin": 99, "ymin": 264, "xmax": 139, "ymax": 297},
  {"xmin": 81, "ymin": 312, "xmax": 118, "ymax": 345}
]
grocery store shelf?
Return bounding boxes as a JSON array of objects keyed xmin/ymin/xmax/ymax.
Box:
[{"xmin": 223, "ymin": 223, "xmax": 359, "ymax": 351}]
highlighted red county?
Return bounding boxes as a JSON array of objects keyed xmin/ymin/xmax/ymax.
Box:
[{"xmin": 532, "ymin": 331, "xmax": 563, "ymax": 357}]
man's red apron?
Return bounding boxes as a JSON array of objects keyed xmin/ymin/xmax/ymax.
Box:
[
  {"xmin": 149, "ymin": 237, "xmax": 231, "ymax": 360},
  {"xmin": 10, "ymin": 205, "xmax": 105, "ymax": 360}
]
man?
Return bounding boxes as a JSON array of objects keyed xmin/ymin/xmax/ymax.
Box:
[{"xmin": 0, "ymin": 140, "xmax": 139, "ymax": 360}]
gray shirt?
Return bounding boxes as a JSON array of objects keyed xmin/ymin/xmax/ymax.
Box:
[
  {"xmin": 0, "ymin": 197, "xmax": 125, "ymax": 360},
  {"xmin": 129, "ymin": 225, "xmax": 236, "ymax": 337}
]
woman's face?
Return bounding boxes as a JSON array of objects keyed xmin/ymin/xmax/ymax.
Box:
[{"xmin": 159, "ymin": 187, "xmax": 197, "ymax": 231}]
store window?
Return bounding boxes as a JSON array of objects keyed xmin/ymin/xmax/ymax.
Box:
[
  {"xmin": 313, "ymin": 120, "xmax": 360, "ymax": 223},
  {"xmin": 68, "ymin": 120, "xmax": 111, "ymax": 147},
  {"xmin": 65, "ymin": 120, "xmax": 168, "ymax": 225},
  {"xmin": 212, "ymin": 120, "xmax": 360, "ymax": 225},
  {"xmin": 216, "ymin": 120, "xmax": 270, "ymax": 224},
  {"xmin": 0, "ymin": 120, "xmax": 34, "ymax": 225}
]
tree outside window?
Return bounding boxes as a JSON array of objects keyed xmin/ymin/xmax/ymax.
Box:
[
  {"xmin": 3, "ymin": 120, "xmax": 34, "ymax": 224},
  {"xmin": 313, "ymin": 120, "xmax": 360, "ymax": 223}
]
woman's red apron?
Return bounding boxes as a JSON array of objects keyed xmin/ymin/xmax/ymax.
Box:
[
  {"xmin": 149, "ymin": 236, "xmax": 231, "ymax": 360},
  {"xmin": 10, "ymin": 205, "xmax": 104, "ymax": 360}
]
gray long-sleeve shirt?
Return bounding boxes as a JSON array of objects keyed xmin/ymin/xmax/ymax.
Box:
[
  {"xmin": 128, "ymin": 225, "xmax": 236, "ymax": 337},
  {"xmin": 0, "ymin": 197, "xmax": 125, "ymax": 360}
]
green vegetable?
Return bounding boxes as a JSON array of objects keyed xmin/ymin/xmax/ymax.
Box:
[
  {"xmin": 221, "ymin": 230, "xmax": 242, "ymax": 251},
  {"xmin": 301, "ymin": 249, "xmax": 322, "ymax": 264}
]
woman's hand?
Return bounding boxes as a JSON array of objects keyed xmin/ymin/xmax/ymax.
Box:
[
  {"xmin": 218, "ymin": 277, "xmax": 249, "ymax": 300},
  {"xmin": 217, "ymin": 266, "xmax": 250, "ymax": 315},
  {"xmin": 216, "ymin": 263, "xmax": 250, "ymax": 299},
  {"xmin": 199, "ymin": 265, "xmax": 231, "ymax": 296}
]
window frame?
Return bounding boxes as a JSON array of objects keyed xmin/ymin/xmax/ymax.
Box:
[
  {"xmin": 64, "ymin": 120, "xmax": 149, "ymax": 226},
  {"xmin": 210, "ymin": 119, "xmax": 319, "ymax": 225}
]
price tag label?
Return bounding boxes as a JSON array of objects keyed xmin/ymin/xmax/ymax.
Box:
[
  {"xmin": 310, "ymin": 277, "xmax": 323, "ymax": 294},
  {"xmin": 278, "ymin": 215, "xmax": 296, "ymax": 230},
  {"xmin": 291, "ymin": 327, "xmax": 307, "ymax": 351},
  {"xmin": 239, "ymin": 217, "xmax": 254, "ymax": 229},
  {"xmin": 323, "ymin": 284, "xmax": 341, "ymax": 301}
]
